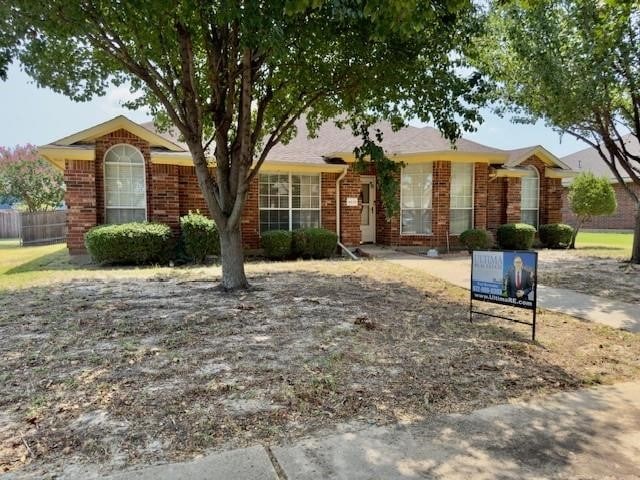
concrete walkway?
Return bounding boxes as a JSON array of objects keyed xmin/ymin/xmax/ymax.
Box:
[
  {"xmin": 94, "ymin": 382, "xmax": 640, "ymax": 479},
  {"xmin": 359, "ymin": 245, "xmax": 640, "ymax": 333}
]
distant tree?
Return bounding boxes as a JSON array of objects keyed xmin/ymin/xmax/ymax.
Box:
[
  {"xmin": 0, "ymin": 144, "xmax": 65, "ymax": 212},
  {"xmin": 1, "ymin": 1, "xmax": 486, "ymax": 290},
  {"xmin": 568, "ymin": 173, "xmax": 616, "ymax": 248},
  {"xmin": 473, "ymin": 0, "xmax": 640, "ymax": 263}
]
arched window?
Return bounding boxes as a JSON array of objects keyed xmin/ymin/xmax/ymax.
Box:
[
  {"xmin": 104, "ymin": 144, "xmax": 147, "ymax": 224},
  {"xmin": 521, "ymin": 166, "xmax": 539, "ymax": 227}
]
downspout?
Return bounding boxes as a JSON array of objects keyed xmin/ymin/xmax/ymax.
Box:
[{"xmin": 335, "ymin": 166, "xmax": 358, "ymax": 260}]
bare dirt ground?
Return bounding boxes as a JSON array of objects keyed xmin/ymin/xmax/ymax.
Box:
[
  {"xmin": 537, "ymin": 250, "xmax": 640, "ymax": 304},
  {"xmin": 1, "ymin": 260, "xmax": 639, "ymax": 479}
]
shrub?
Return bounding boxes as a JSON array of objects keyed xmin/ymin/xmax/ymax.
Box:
[
  {"xmin": 496, "ymin": 223, "xmax": 537, "ymax": 250},
  {"xmin": 459, "ymin": 229, "xmax": 494, "ymax": 253},
  {"xmin": 180, "ymin": 211, "xmax": 220, "ymax": 263},
  {"xmin": 292, "ymin": 228, "xmax": 338, "ymax": 259},
  {"xmin": 261, "ymin": 230, "xmax": 293, "ymax": 259},
  {"xmin": 85, "ymin": 222, "xmax": 172, "ymax": 265},
  {"xmin": 538, "ymin": 223, "xmax": 574, "ymax": 249}
]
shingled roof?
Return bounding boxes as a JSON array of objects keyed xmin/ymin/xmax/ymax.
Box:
[{"xmin": 562, "ymin": 133, "xmax": 639, "ymax": 181}]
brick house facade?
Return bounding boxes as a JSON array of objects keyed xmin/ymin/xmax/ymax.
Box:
[
  {"xmin": 562, "ymin": 182, "xmax": 640, "ymax": 230},
  {"xmin": 41, "ymin": 116, "xmax": 573, "ymax": 254},
  {"xmin": 561, "ymin": 135, "xmax": 639, "ymax": 230}
]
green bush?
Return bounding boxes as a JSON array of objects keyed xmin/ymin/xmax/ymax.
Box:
[
  {"xmin": 261, "ymin": 230, "xmax": 293, "ymax": 259},
  {"xmin": 459, "ymin": 229, "xmax": 494, "ymax": 253},
  {"xmin": 538, "ymin": 223, "xmax": 574, "ymax": 249},
  {"xmin": 180, "ymin": 211, "xmax": 220, "ymax": 263},
  {"xmin": 496, "ymin": 223, "xmax": 537, "ymax": 250},
  {"xmin": 85, "ymin": 222, "xmax": 173, "ymax": 265},
  {"xmin": 292, "ymin": 228, "xmax": 338, "ymax": 259}
]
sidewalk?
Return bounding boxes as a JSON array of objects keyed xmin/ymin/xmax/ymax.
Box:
[
  {"xmin": 95, "ymin": 381, "xmax": 640, "ymax": 479},
  {"xmin": 359, "ymin": 245, "xmax": 640, "ymax": 333}
]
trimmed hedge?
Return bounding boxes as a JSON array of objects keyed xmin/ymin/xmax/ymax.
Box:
[
  {"xmin": 85, "ymin": 222, "xmax": 172, "ymax": 265},
  {"xmin": 539, "ymin": 223, "xmax": 573, "ymax": 249},
  {"xmin": 261, "ymin": 230, "xmax": 293, "ymax": 259},
  {"xmin": 459, "ymin": 229, "xmax": 494, "ymax": 253},
  {"xmin": 496, "ymin": 223, "xmax": 537, "ymax": 250},
  {"xmin": 180, "ymin": 211, "xmax": 220, "ymax": 263},
  {"xmin": 292, "ymin": 228, "xmax": 338, "ymax": 259}
]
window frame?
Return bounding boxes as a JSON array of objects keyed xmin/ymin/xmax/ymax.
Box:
[
  {"xmin": 520, "ymin": 166, "xmax": 540, "ymax": 228},
  {"xmin": 400, "ymin": 162, "xmax": 433, "ymax": 236},
  {"xmin": 449, "ymin": 162, "xmax": 475, "ymax": 235},
  {"xmin": 103, "ymin": 143, "xmax": 147, "ymax": 224},
  {"xmin": 258, "ymin": 172, "xmax": 322, "ymax": 233}
]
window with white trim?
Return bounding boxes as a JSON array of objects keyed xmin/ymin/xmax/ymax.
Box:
[
  {"xmin": 104, "ymin": 144, "xmax": 147, "ymax": 224},
  {"xmin": 259, "ymin": 173, "xmax": 320, "ymax": 232},
  {"xmin": 521, "ymin": 166, "xmax": 539, "ymax": 227},
  {"xmin": 401, "ymin": 163, "xmax": 433, "ymax": 235},
  {"xmin": 449, "ymin": 163, "xmax": 474, "ymax": 235}
]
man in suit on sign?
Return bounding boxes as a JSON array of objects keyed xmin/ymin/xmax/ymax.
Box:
[{"xmin": 504, "ymin": 256, "xmax": 534, "ymax": 299}]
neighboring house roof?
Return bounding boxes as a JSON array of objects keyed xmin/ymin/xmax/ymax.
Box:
[
  {"xmin": 561, "ymin": 133, "xmax": 639, "ymax": 182},
  {"xmin": 39, "ymin": 114, "xmax": 572, "ymax": 172}
]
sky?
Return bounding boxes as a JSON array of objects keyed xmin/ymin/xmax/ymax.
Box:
[{"xmin": 0, "ymin": 63, "xmax": 588, "ymax": 157}]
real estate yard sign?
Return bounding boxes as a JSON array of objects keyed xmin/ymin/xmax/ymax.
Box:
[{"xmin": 470, "ymin": 250, "xmax": 538, "ymax": 340}]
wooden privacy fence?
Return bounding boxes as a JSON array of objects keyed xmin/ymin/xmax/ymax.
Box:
[
  {"xmin": 19, "ymin": 210, "xmax": 68, "ymax": 246},
  {"xmin": 0, "ymin": 210, "xmax": 20, "ymax": 238}
]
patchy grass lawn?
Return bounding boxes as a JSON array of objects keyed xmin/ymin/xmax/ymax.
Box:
[
  {"xmin": 537, "ymin": 231, "xmax": 638, "ymax": 304},
  {"xmin": 1, "ymin": 260, "xmax": 639, "ymax": 479},
  {"xmin": 0, "ymin": 240, "xmax": 174, "ymax": 291}
]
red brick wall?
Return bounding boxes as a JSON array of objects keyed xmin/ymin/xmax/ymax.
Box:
[
  {"xmin": 241, "ymin": 177, "xmax": 260, "ymax": 249},
  {"xmin": 339, "ymin": 166, "xmax": 362, "ymax": 246},
  {"xmin": 150, "ymin": 163, "xmax": 180, "ymax": 231},
  {"xmin": 321, "ymin": 172, "xmax": 338, "ymax": 233},
  {"xmin": 176, "ymin": 166, "xmax": 260, "ymax": 249},
  {"xmin": 505, "ymin": 177, "xmax": 521, "ymax": 224},
  {"xmin": 177, "ymin": 166, "xmax": 208, "ymax": 215},
  {"xmin": 64, "ymin": 160, "xmax": 96, "ymax": 253},
  {"xmin": 562, "ymin": 182, "xmax": 640, "ymax": 230}
]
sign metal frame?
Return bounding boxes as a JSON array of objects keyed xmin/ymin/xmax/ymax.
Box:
[{"xmin": 469, "ymin": 250, "xmax": 538, "ymax": 341}]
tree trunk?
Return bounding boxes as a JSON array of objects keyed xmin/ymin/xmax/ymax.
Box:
[
  {"xmin": 569, "ymin": 218, "xmax": 584, "ymax": 249},
  {"xmin": 218, "ymin": 225, "xmax": 250, "ymax": 291},
  {"xmin": 632, "ymin": 203, "xmax": 640, "ymax": 264}
]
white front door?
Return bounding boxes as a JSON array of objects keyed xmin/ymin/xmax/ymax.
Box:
[{"xmin": 360, "ymin": 176, "xmax": 376, "ymax": 243}]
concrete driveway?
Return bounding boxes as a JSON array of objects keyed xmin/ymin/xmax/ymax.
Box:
[{"xmin": 360, "ymin": 246, "xmax": 640, "ymax": 333}]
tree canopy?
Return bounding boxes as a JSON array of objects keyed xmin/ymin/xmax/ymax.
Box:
[
  {"xmin": 0, "ymin": 145, "xmax": 65, "ymax": 212},
  {"xmin": 3, "ymin": 0, "xmax": 486, "ymax": 288},
  {"xmin": 473, "ymin": 0, "xmax": 640, "ymax": 262},
  {"xmin": 568, "ymin": 172, "xmax": 617, "ymax": 247}
]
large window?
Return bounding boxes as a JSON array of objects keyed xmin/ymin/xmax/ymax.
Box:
[
  {"xmin": 259, "ymin": 173, "xmax": 320, "ymax": 232},
  {"xmin": 521, "ymin": 167, "xmax": 539, "ymax": 227},
  {"xmin": 401, "ymin": 163, "xmax": 433, "ymax": 235},
  {"xmin": 104, "ymin": 144, "xmax": 146, "ymax": 224},
  {"xmin": 450, "ymin": 163, "xmax": 474, "ymax": 235}
]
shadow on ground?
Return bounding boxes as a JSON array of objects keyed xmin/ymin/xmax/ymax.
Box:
[{"xmin": 1, "ymin": 263, "xmax": 638, "ymax": 478}]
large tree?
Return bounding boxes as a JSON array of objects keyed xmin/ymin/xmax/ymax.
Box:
[
  {"xmin": 2, "ymin": 1, "xmax": 485, "ymax": 289},
  {"xmin": 0, "ymin": 144, "xmax": 65, "ymax": 212},
  {"xmin": 473, "ymin": 0, "xmax": 640, "ymax": 263}
]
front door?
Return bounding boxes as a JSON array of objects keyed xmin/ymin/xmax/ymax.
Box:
[{"xmin": 360, "ymin": 176, "xmax": 376, "ymax": 243}]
